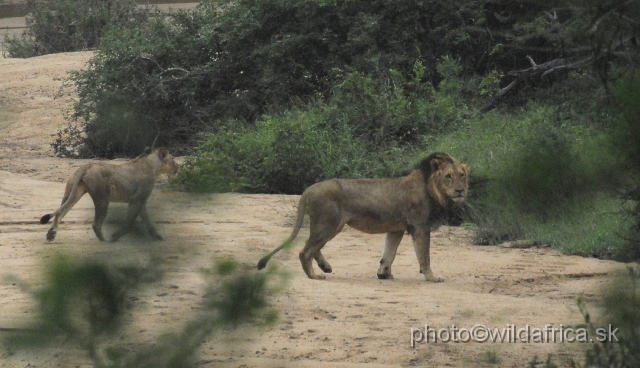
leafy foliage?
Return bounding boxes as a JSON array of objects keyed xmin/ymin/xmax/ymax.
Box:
[
  {"xmin": 610, "ymin": 73, "xmax": 640, "ymax": 261},
  {"xmin": 425, "ymin": 90, "xmax": 634, "ymax": 258},
  {"xmin": 5, "ymin": 256, "xmax": 125, "ymax": 351},
  {"xmin": 4, "ymin": 256, "xmax": 284, "ymax": 368},
  {"xmin": 3, "ymin": 0, "xmax": 151, "ymax": 58},
  {"xmin": 175, "ymin": 64, "xmax": 468, "ymax": 194},
  {"xmin": 577, "ymin": 267, "xmax": 640, "ymax": 367},
  {"xmin": 57, "ymin": 0, "xmax": 572, "ymax": 157}
]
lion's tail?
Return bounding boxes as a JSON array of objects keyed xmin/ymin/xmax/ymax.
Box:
[
  {"xmin": 40, "ymin": 166, "xmax": 88, "ymax": 224},
  {"xmin": 257, "ymin": 194, "xmax": 307, "ymax": 270}
]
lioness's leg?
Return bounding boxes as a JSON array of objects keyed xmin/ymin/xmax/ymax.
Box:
[
  {"xmin": 111, "ymin": 202, "xmax": 143, "ymax": 242},
  {"xmin": 139, "ymin": 205, "xmax": 163, "ymax": 240},
  {"xmin": 300, "ymin": 216, "xmax": 342, "ymax": 280},
  {"xmin": 47, "ymin": 184, "xmax": 87, "ymax": 241},
  {"xmin": 411, "ymin": 227, "xmax": 444, "ymax": 282},
  {"xmin": 91, "ymin": 198, "xmax": 110, "ymax": 242},
  {"xmin": 377, "ymin": 230, "xmax": 404, "ymax": 279}
]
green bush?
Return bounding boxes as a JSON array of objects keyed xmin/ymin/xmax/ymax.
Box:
[
  {"xmin": 175, "ymin": 112, "xmax": 396, "ymax": 194},
  {"xmin": 5, "ymin": 256, "xmax": 284, "ymax": 367},
  {"xmin": 175, "ymin": 64, "xmax": 469, "ymax": 194},
  {"xmin": 577, "ymin": 267, "xmax": 640, "ymax": 367},
  {"xmin": 3, "ymin": 0, "xmax": 151, "ymax": 58},
  {"xmin": 610, "ymin": 73, "xmax": 640, "ymax": 261},
  {"xmin": 58, "ymin": 0, "xmax": 567, "ymax": 157},
  {"xmin": 426, "ymin": 96, "xmax": 635, "ymax": 257}
]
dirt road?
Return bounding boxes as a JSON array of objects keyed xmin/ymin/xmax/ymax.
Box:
[{"xmin": 0, "ymin": 52, "xmax": 630, "ymax": 367}]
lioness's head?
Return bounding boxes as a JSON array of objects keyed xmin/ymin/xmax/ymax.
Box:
[
  {"xmin": 417, "ymin": 152, "xmax": 469, "ymax": 208},
  {"xmin": 156, "ymin": 147, "xmax": 179, "ymax": 176}
]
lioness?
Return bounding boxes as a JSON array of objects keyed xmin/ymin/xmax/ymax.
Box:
[
  {"xmin": 257, "ymin": 152, "xmax": 469, "ymax": 281},
  {"xmin": 40, "ymin": 148, "xmax": 179, "ymax": 242}
]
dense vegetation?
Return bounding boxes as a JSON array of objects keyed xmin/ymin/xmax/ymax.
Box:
[
  {"xmin": 3, "ymin": 0, "xmax": 152, "ymax": 58},
  {"xmin": 5, "ymin": 0, "xmax": 640, "ymax": 260}
]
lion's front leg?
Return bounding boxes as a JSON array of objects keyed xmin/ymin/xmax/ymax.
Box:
[
  {"xmin": 377, "ymin": 230, "xmax": 404, "ymax": 279},
  {"xmin": 411, "ymin": 227, "xmax": 445, "ymax": 282}
]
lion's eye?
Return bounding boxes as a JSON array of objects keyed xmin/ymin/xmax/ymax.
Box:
[
  {"xmin": 460, "ymin": 173, "xmax": 465, "ymax": 178},
  {"xmin": 445, "ymin": 174, "xmax": 452, "ymax": 179}
]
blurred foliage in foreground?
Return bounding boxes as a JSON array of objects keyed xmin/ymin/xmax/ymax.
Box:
[
  {"xmin": 3, "ymin": 255, "xmax": 285, "ymax": 367},
  {"xmin": 578, "ymin": 266, "xmax": 640, "ymax": 367}
]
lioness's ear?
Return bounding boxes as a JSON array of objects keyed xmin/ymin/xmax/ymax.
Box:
[
  {"xmin": 462, "ymin": 163, "xmax": 469, "ymax": 173},
  {"xmin": 430, "ymin": 158, "xmax": 444, "ymax": 173},
  {"xmin": 157, "ymin": 147, "xmax": 169, "ymax": 160}
]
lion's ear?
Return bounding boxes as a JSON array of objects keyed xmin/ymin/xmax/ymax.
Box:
[
  {"xmin": 430, "ymin": 158, "xmax": 444, "ymax": 173},
  {"xmin": 461, "ymin": 163, "xmax": 469, "ymax": 173}
]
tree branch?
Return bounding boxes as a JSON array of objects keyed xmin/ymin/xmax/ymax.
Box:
[{"xmin": 481, "ymin": 55, "xmax": 597, "ymax": 113}]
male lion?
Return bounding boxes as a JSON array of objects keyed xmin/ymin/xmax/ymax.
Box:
[
  {"xmin": 257, "ymin": 152, "xmax": 469, "ymax": 281},
  {"xmin": 40, "ymin": 148, "xmax": 179, "ymax": 242}
]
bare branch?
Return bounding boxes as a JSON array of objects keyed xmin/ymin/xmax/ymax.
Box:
[
  {"xmin": 541, "ymin": 56, "xmax": 595, "ymax": 76},
  {"xmin": 480, "ymin": 79, "xmax": 519, "ymax": 113},
  {"xmin": 481, "ymin": 55, "xmax": 598, "ymax": 113}
]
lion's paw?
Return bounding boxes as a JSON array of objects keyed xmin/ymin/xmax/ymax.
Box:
[
  {"xmin": 46, "ymin": 229, "xmax": 56, "ymax": 242},
  {"xmin": 424, "ymin": 274, "xmax": 445, "ymax": 283},
  {"xmin": 318, "ymin": 263, "xmax": 332, "ymax": 273}
]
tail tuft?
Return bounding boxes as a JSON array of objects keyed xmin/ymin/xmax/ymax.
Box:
[
  {"xmin": 257, "ymin": 257, "xmax": 269, "ymax": 270},
  {"xmin": 40, "ymin": 214, "xmax": 52, "ymax": 224}
]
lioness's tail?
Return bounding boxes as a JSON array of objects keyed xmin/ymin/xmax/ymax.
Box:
[
  {"xmin": 257, "ymin": 195, "xmax": 307, "ymax": 270},
  {"xmin": 40, "ymin": 166, "xmax": 88, "ymax": 224}
]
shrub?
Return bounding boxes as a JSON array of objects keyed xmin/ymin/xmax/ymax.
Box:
[
  {"xmin": 611, "ymin": 73, "xmax": 640, "ymax": 261},
  {"xmin": 578, "ymin": 267, "xmax": 640, "ymax": 367},
  {"xmin": 3, "ymin": 0, "xmax": 151, "ymax": 58},
  {"xmin": 175, "ymin": 111, "xmax": 398, "ymax": 194},
  {"xmin": 426, "ymin": 97, "xmax": 635, "ymax": 258},
  {"xmin": 58, "ymin": 0, "xmax": 563, "ymax": 157},
  {"xmin": 5, "ymin": 256, "xmax": 285, "ymax": 367},
  {"xmin": 174, "ymin": 64, "xmax": 470, "ymax": 194}
]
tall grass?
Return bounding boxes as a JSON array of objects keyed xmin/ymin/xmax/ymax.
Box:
[{"xmin": 427, "ymin": 101, "xmax": 631, "ymax": 258}]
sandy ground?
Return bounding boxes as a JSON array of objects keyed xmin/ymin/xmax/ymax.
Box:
[{"xmin": 0, "ymin": 52, "xmax": 634, "ymax": 368}]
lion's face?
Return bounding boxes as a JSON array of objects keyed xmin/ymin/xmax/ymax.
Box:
[{"xmin": 429, "ymin": 158, "xmax": 469, "ymax": 207}]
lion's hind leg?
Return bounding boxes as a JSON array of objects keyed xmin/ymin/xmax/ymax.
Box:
[
  {"xmin": 377, "ymin": 230, "xmax": 404, "ymax": 279},
  {"xmin": 314, "ymin": 251, "xmax": 332, "ymax": 274},
  {"xmin": 90, "ymin": 197, "xmax": 110, "ymax": 242}
]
